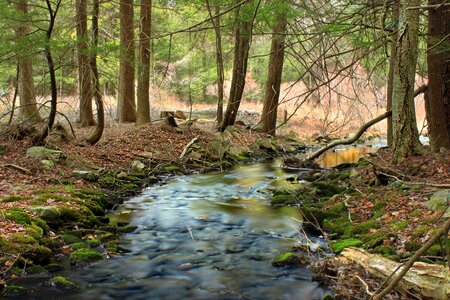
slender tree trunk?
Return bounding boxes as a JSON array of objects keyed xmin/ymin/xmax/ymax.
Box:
[
  {"xmin": 34, "ymin": 0, "xmax": 60, "ymax": 145},
  {"xmin": 386, "ymin": 0, "xmax": 399, "ymax": 146},
  {"xmin": 118, "ymin": 0, "xmax": 136, "ymax": 122},
  {"xmin": 392, "ymin": 0, "xmax": 422, "ymax": 161},
  {"xmin": 86, "ymin": 0, "xmax": 104, "ymax": 145},
  {"xmin": 137, "ymin": 0, "xmax": 152, "ymax": 124},
  {"xmin": 15, "ymin": 0, "xmax": 40, "ymax": 122},
  {"xmin": 76, "ymin": 0, "xmax": 95, "ymax": 127},
  {"xmin": 219, "ymin": 0, "xmax": 254, "ymax": 132},
  {"xmin": 426, "ymin": 0, "xmax": 450, "ymax": 152},
  {"xmin": 206, "ymin": 0, "xmax": 224, "ymax": 125},
  {"xmin": 260, "ymin": 11, "xmax": 287, "ymax": 136}
]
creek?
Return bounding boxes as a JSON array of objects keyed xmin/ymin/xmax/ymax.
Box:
[{"xmin": 16, "ymin": 145, "xmax": 381, "ymax": 300}]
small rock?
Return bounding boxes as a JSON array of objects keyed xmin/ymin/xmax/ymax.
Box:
[
  {"xmin": 117, "ymin": 171, "xmax": 128, "ymax": 179},
  {"xmin": 41, "ymin": 160, "xmax": 55, "ymax": 168},
  {"xmin": 26, "ymin": 146, "xmax": 65, "ymax": 162},
  {"xmin": 131, "ymin": 160, "xmax": 145, "ymax": 171}
]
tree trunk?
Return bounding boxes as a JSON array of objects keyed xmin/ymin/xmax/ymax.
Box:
[
  {"xmin": 86, "ymin": 0, "xmax": 104, "ymax": 145},
  {"xmin": 260, "ymin": 11, "xmax": 287, "ymax": 136},
  {"xmin": 15, "ymin": 0, "xmax": 40, "ymax": 122},
  {"xmin": 219, "ymin": 0, "xmax": 254, "ymax": 132},
  {"xmin": 76, "ymin": 0, "xmax": 95, "ymax": 127},
  {"xmin": 386, "ymin": 0, "xmax": 399, "ymax": 146},
  {"xmin": 118, "ymin": 0, "xmax": 136, "ymax": 123},
  {"xmin": 426, "ymin": 0, "xmax": 450, "ymax": 152},
  {"xmin": 392, "ymin": 0, "xmax": 422, "ymax": 161},
  {"xmin": 206, "ymin": 0, "xmax": 224, "ymax": 125},
  {"xmin": 34, "ymin": 0, "xmax": 60, "ymax": 145},
  {"xmin": 137, "ymin": 0, "xmax": 152, "ymax": 124}
]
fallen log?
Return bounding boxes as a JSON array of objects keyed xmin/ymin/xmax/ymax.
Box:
[
  {"xmin": 306, "ymin": 111, "xmax": 392, "ymax": 161},
  {"xmin": 335, "ymin": 247, "xmax": 450, "ymax": 299}
]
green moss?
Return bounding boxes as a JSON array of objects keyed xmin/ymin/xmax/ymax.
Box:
[
  {"xmin": 311, "ymin": 182, "xmax": 346, "ymax": 198},
  {"xmin": 26, "ymin": 265, "xmax": 48, "ymax": 275},
  {"xmin": 372, "ymin": 201, "xmax": 387, "ymax": 212},
  {"xmin": 271, "ymin": 194, "xmax": 298, "ymax": 206},
  {"xmin": 323, "ymin": 217, "xmax": 352, "ymax": 236},
  {"xmin": 118, "ymin": 225, "xmax": 138, "ymax": 233},
  {"xmin": 409, "ymin": 209, "xmax": 422, "ymax": 217},
  {"xmin": 164, "ymin": 165, "xmax": 179, "ymax": 172},
  {"xmin": 405, "ymin": 241, "xmax": 421, "ymax": 252},
  {"xmin": 70, "ymin": 249, "xmax": 103, "ymax": 263},
  {"xmin": 330, "ymin": 238, "xmax": 363, "ymax": 253},
  {"xmin": 2, "ymin": 285, "xmax": 27, "ymax": 297},
  {"xmin": 360, "ymin": 230, "xmax": 390, "ymax": 248},
  {"xmin": 62, "ymin": 234, "xmax": 83, "ymax": 244},
  {"xmin": 4, "ymin": 208, "xmax": 31, "ymax": 225},
  {"xmin": 87, "ymin": 239, "xmax": 101, "ymax": 247},
  {"xmin": 33, "ymin": 218, "xmax": 50, "ymax": 234},
  {"xmin": 272, "ymin": 252, "xmax": 299, "ymax": 267},
  {"xmin": 105, "ymin": 243, "xmax": 131, "ymax": 253},
  {"xmin": 51, "ymin": 276, "xmax": 79, "ymax": 289},
  {"xmin": 347, "ymin": 220, "xmax": 380, "ymax": 235},
  {"xmin": 44, "ymin": 263, "xmax": 64, "ymax": 272},
  {"xmin": 322, "ymin": 294, "xmax": 334, "ymax": 300},
  {"xmin": 374, "ymin": 245, "xmax": 397, "ymax": 256},
  {"xmin": 70, "ymin": 242, "xmax": 90, "ymax": 250},
  {"xmin": 412, "ymin": 225, "xmax": 433, "ymax": 238},
  {"xmin": 373, "ymin": 210, "xmax": 386, "ymax": 219},
  {"xmin": 10, "ymin": 234, "xmax": 37, "ymax": 245},
  {"xmin": 26, "ymin": 223, "xmax": 44, "ymax": 239},
  {"xmin": 392, "ymin": 220, "xmax": 409, "ymax": 231},
  {"xmin": 1, "ymin": 195, "xmax": 31, "ymax": 203},
  {"xmin": 21, "ymin": 244, "xmax": 52, "ymax": 264},
  {"xmin": 98, "ymin": 233, "xmax": 120, "ymax": 243}
]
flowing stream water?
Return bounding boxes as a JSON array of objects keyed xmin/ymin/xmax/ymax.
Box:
[{"xmin": 14, "ymin": 145, "xmax": 386, "ymax": 300}]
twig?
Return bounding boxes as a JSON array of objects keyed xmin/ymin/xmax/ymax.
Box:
[
  {"xmin": 1, "ymin": 164, "xmax": 31, "ymax": 174},
  {"xmin": 180, "ymin": 137, "xmax": 199, "ymax": 159},
  {"xmin": 186, "ymin": 226, "xmax": 195, "ymax": 240},
  {"xmin": 353, "ymin": 274, "xmax": 374, "ymax": 296}
]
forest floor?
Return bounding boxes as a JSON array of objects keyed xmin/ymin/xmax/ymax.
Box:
[{"xmin": 0, "ymin": 120, "xmax": 449, "ymax": 298}]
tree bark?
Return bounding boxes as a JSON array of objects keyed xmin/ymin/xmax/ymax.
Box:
[
  {"xmin": 76, "ymin": 0, "xmax": 95, "ymax": 127},
  {"xmin": 260, "ymin": 10, "xmax": 287, "ymax": 136},
  {"xmin": 426, "ymin": 0, "xmax": 450, "ymax": 152},
  {"xmin": 137, "ymin": 0, "xmax": 152, "ymax": 124},
  {"xmin": 33, "ymin": 0, "xmax": 60, "ymax": 145},
  {"xmin": 219, "ymin": 0, "xmax": 254, "ymax": 132},
  {"xmin": 86, "ymin": 0, "xmax": 104, "ymax": 145},
  {"xmin": 15, "ymin": 0, "xmax": 40, "ymax": 122},
  {"xmin": 392, "ymin": 0, "xmax": 422, "ymax": 161},
  {"xmin": 206, "ymin": 0, "xmax": 225, "ymax": 126},
  {"xmin": 118, "ymin": 0, "xmax": 137, "ymax": 123},
  {"xmin": 386, "ymin": 0, "xmax": 399, "ymax": 146}
]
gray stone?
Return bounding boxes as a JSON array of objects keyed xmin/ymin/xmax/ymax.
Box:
[
  {"xmin": 26, "ymin": 146, "xmax": 65, "ymax": 162},
  {"xmin": 425, "ymin": 190, "xmax": 449, "ymax": 218},
  {"xmin": 30, "ymin": 206, "xmax": 61, "ymax": 223},
  {"xmin": 72, "ymin": 170, "xmax": 99, "ymax": 182},
  {"xmin": 131, "ymin": 160, "xmax": 145, "ymax": 171}
]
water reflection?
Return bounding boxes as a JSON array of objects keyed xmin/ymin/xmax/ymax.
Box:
[
  {"xmin": 44, "ymin": 162, "xmax": 328, "ymax": 300},
  {"xmin": 316, "ymin": 147, "xmax": 376, "ymax": 168}
]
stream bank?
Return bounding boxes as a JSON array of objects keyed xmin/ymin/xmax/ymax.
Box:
[{"xmin": 0, "ymin": 124, "xmax": 307, "ymax": 297}]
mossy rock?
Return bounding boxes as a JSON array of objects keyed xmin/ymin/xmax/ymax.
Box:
[
  {"xmin": 392, "ymin": 220, "xmax": 409, "ymax": 231},
  {"xmin": 271, "ymin": 194, "xmax": 298, "ymax": 206},
  {"xmin": 21, "ymin": 244, "xmax": 52, "ymax": 264},
  {"xmin": 118, "ymin": 225, "xmax": 138, "ymax": 233},
  {"xmin": 29, "ymin": 206, "xmax": 62, "ymax": 226},
  {"xmin": 2, "ymin": 285, "xmax": 27, "ymax": 297},
  {"xmin": 373, "ymin": 245, "xmax": 397, "ymax": 256},
  {"xmin": 311, "ymin": 181, "xmax": 346, "ymax": 198},
  {"xmin": 323, "ymin": 217, "xmax": 352, "ymax": 236},
  {"xmin": 4, "ymin": 208, "xmax": 31, "ymax": 225},
  {"xmin": 70, "ymin": 249, "xmax": 103, "ymax": 263},
  {"xmin": 105, "ymin": 243, "xmax": 131, "ymax": 253},
  {"xmin": 50, "ymin": 276, "xmax": 79, "ymax": 289},
  {"xmin": 26, "ymin": 265, "xmax": 48, "ymax": 275},
  {"xmin": 330, "ymin": 238, "xmax": 363, "ymax": 253},
  {"xmin": 98, "ymin": 233, "xmax": 120, "ymax": 244},
  {"xmin": 347, "ymin": 220, "xmax": 380, "ymax": 235},
  {"xmin": 10, "ymin": 233, "xmax": 37, "ymax": 245},
  {"xmin": 26, "ymin": 223, "xmax": 44, "ymax": 239},
  {"xmin": 87, "ymin": 239, "xmax": 101, "ymax": 247},
  {"xmin": 70, "ymin": 242, "xmax": 90, "ymax": 250},
  {"xmin": 62, "ymin": 234, "xmax": 83, "ymax": 245},
  {"xmin": 272, "ymin": 252, "xmax": 303, "ymax": 267},
  {"xmin": 360, "ymin": 230, "xmax": 390, "ymax": 248},
  {"xmin": 44, "ymin": 263, "xmax": 64, "ymax": 272}
]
